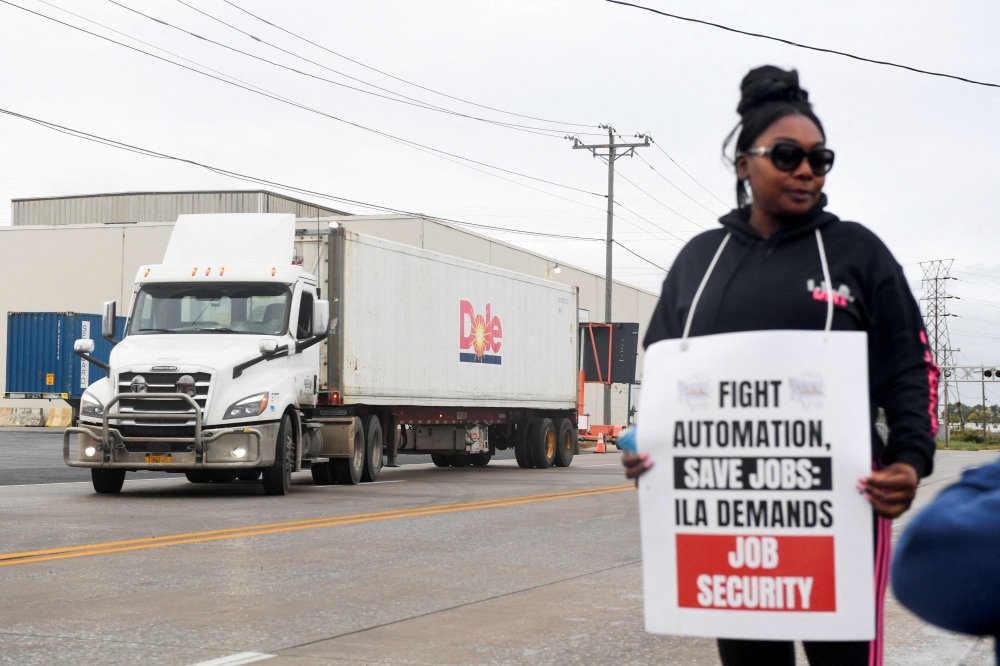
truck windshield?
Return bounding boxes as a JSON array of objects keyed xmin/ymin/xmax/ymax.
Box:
[{"xmin": 129, "ymin": 283, "xmax": 291, "ymax": 335}]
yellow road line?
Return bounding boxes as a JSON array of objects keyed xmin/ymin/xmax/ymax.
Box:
[{"xmin": 0, "ymin": 484, "xmax": 632, "ymax": 568}]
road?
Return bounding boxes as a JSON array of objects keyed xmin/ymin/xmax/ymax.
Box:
[{"xmin": 0, "ymin": 430, "xmax": 996, "ymax": 665}]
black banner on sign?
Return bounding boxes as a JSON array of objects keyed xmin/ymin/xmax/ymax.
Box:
[{"xmin": 673, "ymin": 457, "xmax": 833, "ymax": 491}]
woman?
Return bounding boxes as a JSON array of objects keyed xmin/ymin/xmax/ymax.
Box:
[{"xmin": 623, "ymin": 65, "xmax": 938, "ymax": 666}]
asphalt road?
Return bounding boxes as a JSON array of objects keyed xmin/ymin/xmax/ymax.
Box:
[{"xmin": 0, "ymin": 430, "xmax": 996, "ymax": 666}]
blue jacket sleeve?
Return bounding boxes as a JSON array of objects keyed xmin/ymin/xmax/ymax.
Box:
[{"xmin": 891, "ymin": 459, "xmax": 1000, "ymax": 638}]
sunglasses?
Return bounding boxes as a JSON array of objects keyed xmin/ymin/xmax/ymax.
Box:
[{"xmin": 741, "ymin": 143, "xmax": 835, "ymax": 176}]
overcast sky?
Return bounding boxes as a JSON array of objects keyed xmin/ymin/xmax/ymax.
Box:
[{"xmin": 2, "ymin": 0, "xmax": 999, "ymax": 403}]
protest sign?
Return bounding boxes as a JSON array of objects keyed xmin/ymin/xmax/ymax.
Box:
[{"xmin": 637, "ymin": 329, "xmax": 874, "ymax": 641}]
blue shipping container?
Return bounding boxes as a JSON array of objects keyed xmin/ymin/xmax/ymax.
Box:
[{"xmin": 5, "ymin": 312, "xmax": 128, "ymax": 400}]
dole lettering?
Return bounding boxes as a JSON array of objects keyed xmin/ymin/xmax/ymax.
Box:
[{"xmin": 459, "ymin": 300, "xmax": 502, "ymax": 365}]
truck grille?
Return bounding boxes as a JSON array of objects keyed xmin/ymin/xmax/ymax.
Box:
[
  {"xmin": 123, "ymin": 441, "xmax": 194, "ymax": 453},
  {"xmin": 117, "ymin": 372, "xmax": 211, "ymax": 424}
]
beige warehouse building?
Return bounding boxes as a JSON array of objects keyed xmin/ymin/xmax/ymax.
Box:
[{"xmin": 2, "ymin": 191, "xmax": 659, "ymax": 425}]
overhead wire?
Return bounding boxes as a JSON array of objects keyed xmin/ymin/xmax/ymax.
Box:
[
  {"xmin": 109, "ymin": 0, "xmax": 599, "ymax": 139},
  {"xmin": 634, "ymin": 152, "xmax": 727, "ymax": 216},
  {"xmin": 218, "ymin": 0, "xmax": 598, "ymax": 127},
  {"xmin": 607, "ymin": 0, "xmax": 1000, "ymax": 89},
  {"xmin": 2, "ymin": 0, "xmax": 604, "ymax": 199},
  {"xmin": 650, "ymin": 141, "xmax": 731, "ymax": 208},
  {"xmin": 0, "ymin": 105, "xmax": 670, "ymax": 273}
]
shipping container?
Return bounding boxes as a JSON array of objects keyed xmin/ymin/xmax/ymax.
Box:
[
  {"xmin": 308, "ymin": 228, "xmax": 580, "ymax": 409},
  {"xmin": 4, "ymin": 312, "xmax": 127, "ymax": 401}
]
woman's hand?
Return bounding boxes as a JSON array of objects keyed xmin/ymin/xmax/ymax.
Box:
[
  {"xmin": 859, "ymin": 463, "xmax": 918, "ymax": 519},
  {"xmin": 623, "ymin": 452, "xmax": 654, "ymax": 481}
]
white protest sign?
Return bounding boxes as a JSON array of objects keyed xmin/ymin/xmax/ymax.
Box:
[{"xmin": 637, "ymin": 329, "xmax": 874, "ymax": 641}]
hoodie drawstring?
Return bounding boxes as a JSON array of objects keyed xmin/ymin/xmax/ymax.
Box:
[{"xmin": 680, "ymin": 229, "xmax": 834, "ymax": 350}]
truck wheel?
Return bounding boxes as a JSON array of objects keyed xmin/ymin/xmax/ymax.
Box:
[
  {"xmin": 514, "ymin": 419, "xmax": 535, "ymax": 469},
  {"xmin": 471, "ymin": 452, "xmax": 492, "ymax": 467},
  {"xmin": 311, "ymin": 461, "xmax": 333, "ymax": 485},
  {"xmin": 361, "ymin": 414, "xmax": 383, "ymax": 482},
  {"xmin": 332, "ymin": 428, "xmax": 364, "ymax": 485},
  {"xmin": 237, "ymin": 470, "xmax": 262, "ymax": 481},
  {"xmin": 92, "ymin": 469, "xmax": 126, "ymax": 494},
  {"xmin": 262, "ymin": 414, "xmax": 295, "ymax": 496},
  {"xmin": 431, "ymin": 454, "xmax": 450, "ymax": 468},
  {"xmin": 185, "ymin": 471, "xmax": 211, "ymax": 483},
  {"xmin": 555, "ymin": 419, "xmax": 577, "ymax": 468},
  {"xmin": 448, "ymin": 455, "xmax": 470, "ymax": 467},
  {"xmin": 209, "ymin": 471, "xmax": 238, "ymax": 483},
  {"xmin": 531, "ymin": 418, "xmax": 557, "ymax": 469}
]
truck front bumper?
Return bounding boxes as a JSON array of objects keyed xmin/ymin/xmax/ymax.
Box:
[{"xmin": 63, "ymin": 392, "xmax": 270, "ymax": 469}]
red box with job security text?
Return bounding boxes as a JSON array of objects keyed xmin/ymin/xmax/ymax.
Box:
[{"xmin": 676, "ymin": 534, "xmax": 836, "ymax": 612}]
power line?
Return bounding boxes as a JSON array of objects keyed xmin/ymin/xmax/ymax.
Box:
[
  {"xmin": 633, "ymin": 152, "xmax": 726, "ymax": 217},
  {"xmin": 614, "ymin": 240, "xmax": 667, "ymax": 272},
  {"xmin": 110, "ymin": 0, "xmax": 599, "ymax": 139},
  {"xmin": 614, "ymin": 167, "xmax": 709, "ymax": 231},
  {"xmin": 647, "ymin": 139, "xmax": 730, "ymax": 208},
  {"xmin": 1, "ymin": 0, "xmax": 604, "ymax": 199},
  {"xmin": 219, "ymin": 0, "xmax": 597, "ymax": 128},
  {"xmin": 0, "ymin": 105, "xmax": 670, "ymax": 273},
  {"xmin": 607, "ymin": 0, "xmax": 1000, "ymax": 89}
]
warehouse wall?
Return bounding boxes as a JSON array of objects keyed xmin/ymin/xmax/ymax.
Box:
[{"xmin": 0, "ymin": 216, "xmax": 660, "ymax": 425}]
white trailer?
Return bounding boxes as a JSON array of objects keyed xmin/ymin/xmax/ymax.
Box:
[{"xmin": 65, "ymin": 215, "xmax": 580, "ymax": 495}]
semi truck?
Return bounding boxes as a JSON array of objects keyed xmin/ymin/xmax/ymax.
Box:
[{"xmin": 65, "ymin": 214, "xmax": 580, "ymax": 495}]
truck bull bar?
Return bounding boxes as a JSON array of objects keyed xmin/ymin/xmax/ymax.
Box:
[{"xmin": 63, "ymin": 393, "xmax": 264, "ymax": 469}]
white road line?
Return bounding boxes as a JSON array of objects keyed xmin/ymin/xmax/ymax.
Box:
[{"xmin": 187, "ymin": 652, "xmax": 275, "ymax": 666}]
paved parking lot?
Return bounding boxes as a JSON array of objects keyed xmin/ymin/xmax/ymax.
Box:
[{"xmin": 0, "ymin": 431, "xmax": 995, "ymax": 665}]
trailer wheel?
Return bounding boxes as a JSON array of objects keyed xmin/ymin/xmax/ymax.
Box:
[
  {"xmin": 332, "ymin": 428, "xmax": 364, "ymax": 485},
  {"xmin": 531, "ymin": 418, "xmax": 557, "ymax": 469},
  {"xmin": 514, "ymin": 419, "xmax": 535, "ymax": 469},
  {"xmin": 262, "ymin": 414, "xmax": 294, "ymax": 496},
  {"xmin": 431, "ymin": 454, "xmax": 450, "ymax": 468},
  {"xmin": 470, "ymin": 452, "xmax": 492, "ymax": 467},
  {"xmin": 555, "ymin": 419, "xmax": 576, "ymax": 468},
  {"xmin": 91, "ymin": 469, "xmax": 126, "ymax": 494},
  {"xmin": 361, "ymin": 414, "xmax": 383, "ymax": 482},
  {"xmin": 311, "ymin": 461, "xmax": 333, "ymax": 485}
]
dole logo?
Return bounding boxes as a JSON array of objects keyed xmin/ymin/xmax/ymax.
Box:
[{"xmin": 459, "ymin": 300, "xmax": 502, "ymax": 365}]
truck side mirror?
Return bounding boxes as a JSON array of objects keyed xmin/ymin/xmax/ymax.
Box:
[
  {"xmin": 102, "ymin": 301, "xmax": 118, "ymax": 344},
  {"xmin": 259, "ymin": 339, "xmax": 279, "ymax": 355},
  {"xmin": 312, "ymin": 300, "xmax": 331, "ymax": 337},
  {"xmin": 74, "ymin": 339, "xmax": 95, "ymax": 354}
]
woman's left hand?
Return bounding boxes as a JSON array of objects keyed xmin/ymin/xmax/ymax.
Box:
[{"xmin": 859, "ymin": 463, "xmax": 918, "ymax": 519}]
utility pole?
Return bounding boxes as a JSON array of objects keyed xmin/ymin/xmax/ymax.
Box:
[
  {"xmin": 570, "ymin": 125, "xmax": 649, "ymax": 424},
  {"xmin": 920, "ymin": 260, "xmax": 959, "ymax": 445}
]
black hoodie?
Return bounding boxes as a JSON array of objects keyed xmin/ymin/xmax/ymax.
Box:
[{"xmin": 644, "ymin": 195, "xmax": 939, "ymax": 478}]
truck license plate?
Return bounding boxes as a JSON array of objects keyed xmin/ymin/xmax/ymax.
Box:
[{"xmin": 145, "ymin": 454, "xmax": 172, "ymax": 463}]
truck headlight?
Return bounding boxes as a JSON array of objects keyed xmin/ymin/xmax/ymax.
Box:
[
  {"xmin": 81, "ymin": 394, "xmax": 104, "ymax": 418},
  {"xmin": 223, "ymin": 393, "xmax": 269, "ymax": 420}
]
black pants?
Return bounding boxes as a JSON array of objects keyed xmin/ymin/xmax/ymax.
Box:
[{"xmin": 717, "ymin": 639, "xmax": 869, "ymax": 666}]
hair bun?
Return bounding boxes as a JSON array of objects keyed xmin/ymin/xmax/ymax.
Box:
[{"xmin": 737, "ymin": 66, "xmax": 809, "ymax": 116}]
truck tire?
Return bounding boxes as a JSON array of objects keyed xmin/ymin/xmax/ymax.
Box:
[
  {"xmin": 448, "ymin": 455, "xmax": 470, "ymax": 467},
  {"xmin": 470, "ymin": 452, "xmax": 492, "ymax": 467},
  {"xmin": 237, "ymin": 470, "xmax": 262, "ymax": 481},
  {"xmin": 311, "ymin": 461, "xmax": 333, "ymax": 485},
  {"xmin": 555, "ymin": 418, "xmax": 576, "ymax": 468},
  {"xmin": 185, "ymin": 471, "xmax": 211, "ymax": 483},
  {"xmin": 514, "ymin": 419, "xmax": 535, "ymax": 469},
  {"xmin": 531, "ymin": 418, "xmax": 557, "ymax": 469},
  {"xmin": 431, "ymin": 454, "xmax": 450, "ymax": 468},
  {"xmin": 92, "ymin": 468, "xmax": 126, "ymax": 494},
  {"xmin": 332, "ymin": 428, "xmax": 364, "ymax": 485},
  {"xmin": 361, "ymin": 414, "xmax": 383, "ymax": 482},
  {"xmin": 262, "ymin": 414, "xmax": 294, "ymax": 496}
]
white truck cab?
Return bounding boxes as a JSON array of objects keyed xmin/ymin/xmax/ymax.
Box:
[{"xmin": 65, "ymin": 214, "xmax": 333, "ymax": 495}]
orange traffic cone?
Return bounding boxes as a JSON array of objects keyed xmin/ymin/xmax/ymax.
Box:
[{"xmin": 595, "ymin": 432, "xmax": 606, "ymax": 453}]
